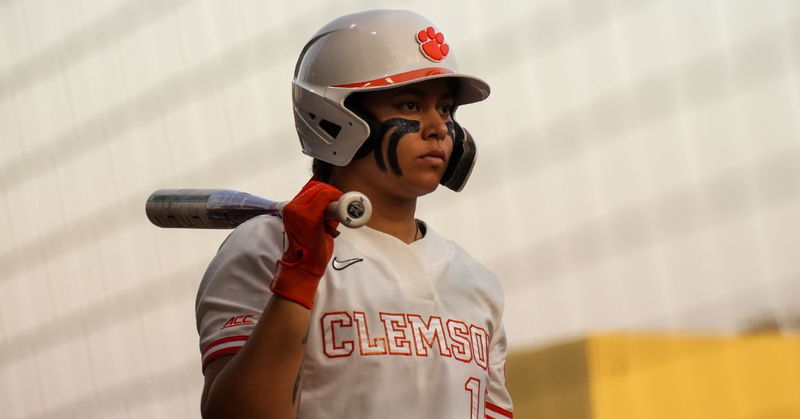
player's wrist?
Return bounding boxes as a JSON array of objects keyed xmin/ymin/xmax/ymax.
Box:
[
  {"xmin": 270, "ymin": 289, "xmax": 315, "ymax": 309},
  {"xmin": 269, "ymin": 260, "xmax": 325, "ymax": 309}
]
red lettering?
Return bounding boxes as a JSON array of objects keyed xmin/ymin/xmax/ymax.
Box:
[
  {"xmin": 317, "ymin": 311, "xmax": 489, "ymax": 369},
  {"xmin": 354, "ymin": 311, "xmax": 387, "ymax": 355},
  {"xmin": 220, "ymin": 314, "xmax": 255, "ymax": 330},
  {"xmin": 469, "ymin": 325, "xmax": 490, "ymax": 370},
  {"xmin": 447, "ymin": 320, "xmax": 473, "ymax": 363},
  {"xmin": 321, "ymin": 312, "xmax": 354, "ymax": 358},
  {"xmin": 408, "ymin": 314, "xmax": 452, "ymax": 357},
  {"xmin": 380, "ymin": 313, "xmax": 412, "ymax": 356}
]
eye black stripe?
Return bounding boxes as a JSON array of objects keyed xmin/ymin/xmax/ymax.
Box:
[{"xmin": 378, "ymin": 118, "xmax": 420, "ymax": 176}]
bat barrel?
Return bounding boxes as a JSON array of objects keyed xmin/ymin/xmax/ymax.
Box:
[{"xmin": 146, "ymin": 189, "xmax": 281, "ymax": 229}]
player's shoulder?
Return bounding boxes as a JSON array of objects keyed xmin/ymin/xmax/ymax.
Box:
[
  {"xmin": 198, "ymin": 214, "xmax": 284, "ymax": 297},
  {"xmin": 217, "ymin": 214, "xmax": 284, "ymax": 252},
  {"xmin": 425, "ymin": 223, "xmax": 497, "ymax": 280},
  {"xmin": 426, "ymin": 224, "xmax": 506, "ymax": 312}
]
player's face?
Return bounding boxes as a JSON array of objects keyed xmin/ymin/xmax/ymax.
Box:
[{"xmin": 350, "ymin": 79, "xmax": 456, "ymax": 198}]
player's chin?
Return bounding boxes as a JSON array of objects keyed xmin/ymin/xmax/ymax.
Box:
[{"xmin": 403, "ymin": 170, "xmax": 445, "ymax": 196}]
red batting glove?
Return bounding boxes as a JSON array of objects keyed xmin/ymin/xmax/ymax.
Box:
[{"xmin": 269, "ymin": 180, "xmax": 343, "ymax": 309}]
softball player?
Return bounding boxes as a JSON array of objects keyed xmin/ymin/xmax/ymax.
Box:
[{"xmin": 197, "ymin": 9, "xmax": 513, "ymax": 418}]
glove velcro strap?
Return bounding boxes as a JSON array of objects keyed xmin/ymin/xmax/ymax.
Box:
[{"xmin": 269, "ymin": 260, "xmax": 324, "ymax": 309}]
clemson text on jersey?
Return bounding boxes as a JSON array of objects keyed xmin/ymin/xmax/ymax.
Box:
[{"xmin": 320, "ymin": 310, "xmax": 490, "ymax": 370}]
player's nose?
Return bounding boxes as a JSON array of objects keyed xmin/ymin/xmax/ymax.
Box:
[{"xmin": 420, "ymin": 108, "xmax": 449, "ymax": 141}]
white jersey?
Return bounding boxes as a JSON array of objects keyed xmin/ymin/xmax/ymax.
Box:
[{"xmin": 196, "ymin": 215, "xmax": 514, "ymax": 419}]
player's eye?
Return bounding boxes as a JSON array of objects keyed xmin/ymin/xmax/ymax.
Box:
[
  {"xmin": 398, "ymin": 101, "xmax": 419, "ymax": 112},
  {"xmin": 439, "ymin": 104, "xmax": 454, "ymax": 116}
]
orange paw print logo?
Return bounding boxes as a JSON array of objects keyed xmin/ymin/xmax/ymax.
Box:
[{"xmin": 417, "ymin": 26, "xmax": 449, "ymax": 62}]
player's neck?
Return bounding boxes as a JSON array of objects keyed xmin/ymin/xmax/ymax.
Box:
[
  {"xmin": 330, "ymin": 177, "xmax": 419, "ymax": 244},
  {"xmin": 365, "ymin": 196, "xmax": 419, "ymax": 244}
]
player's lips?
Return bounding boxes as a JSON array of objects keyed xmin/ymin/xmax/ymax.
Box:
[{"xmin": 419, "ymin": 149, "xmax": 447, "ymax": 165}]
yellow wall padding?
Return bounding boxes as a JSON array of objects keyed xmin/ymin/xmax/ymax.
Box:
[{"xmin": 506, "ymin": 333, "xmax": 800, "ymax": 419}]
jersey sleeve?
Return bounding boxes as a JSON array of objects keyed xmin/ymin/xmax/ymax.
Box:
[
  {"xmin": 195, "ymin": 215, "xmax": 284, "ymax": 371},
  {"xmin": 486, "ymin": 321, "xmax": 514, "ymax": 418}
]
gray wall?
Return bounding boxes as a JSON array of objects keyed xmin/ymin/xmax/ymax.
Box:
[{"xmin": 2, "ymin": 0, "xmax": 799, "ymax": 417}]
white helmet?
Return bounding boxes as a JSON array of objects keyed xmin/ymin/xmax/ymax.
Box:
[{"xmin": 293, "ymin": 9, "xmax": 490, "ymax": 190}]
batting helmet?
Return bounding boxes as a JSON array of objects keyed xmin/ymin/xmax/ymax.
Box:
[{"xmin": 292, "ymin": 9, "xmax": 490, "ymax": 191}]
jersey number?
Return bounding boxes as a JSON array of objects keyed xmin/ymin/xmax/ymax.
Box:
[{"xmin": 464, "ymin": 377, "xmax": 486, "ymax": 419}]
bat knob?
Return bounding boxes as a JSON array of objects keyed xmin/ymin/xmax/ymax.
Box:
[{"xmin": 327, "ymin": 191, "xmax": 372, "ymax": 228}]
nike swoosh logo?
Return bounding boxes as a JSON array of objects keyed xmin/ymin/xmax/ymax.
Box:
[{"xmin": 331, "ymin": 257, "xmax": 364, "ymax": 271}]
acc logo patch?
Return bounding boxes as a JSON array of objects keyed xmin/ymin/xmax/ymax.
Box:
[{"xmin": 220, "ymin": 314, "xmax": 255, "ymax": 329}]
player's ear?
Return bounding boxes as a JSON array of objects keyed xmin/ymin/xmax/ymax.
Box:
[{"xmin": 440, "ymin": 122, "xmax": 476, "ymax": 192}]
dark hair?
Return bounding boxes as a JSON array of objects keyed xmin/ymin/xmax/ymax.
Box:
[{"xmin": 312, "ymin": 158, "xmax": 334, "ymax": 183}]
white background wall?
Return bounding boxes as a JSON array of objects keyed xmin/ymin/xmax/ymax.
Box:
[{"xmin": 1, "ymin": 0, "xmax": 799, "ymax": 417}]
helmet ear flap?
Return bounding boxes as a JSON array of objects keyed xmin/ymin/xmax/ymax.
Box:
[
  {"xmin": 293, "ymin": 84, "xmax": 370, "ymax": 166},
  {"xmin": 345, "ymin": 95, "xmax": 383, "ymax": 161},
  {"xmin": 441, "ymin": 122, "xmax": 477, "ymax": 192}
]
